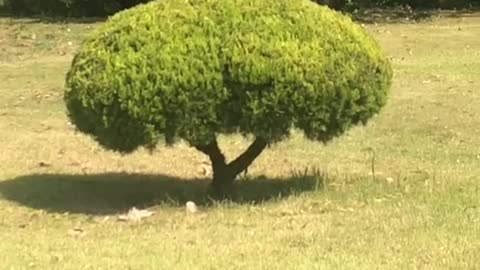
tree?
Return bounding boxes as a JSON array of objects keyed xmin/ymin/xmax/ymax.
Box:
[{"xmin": 65, "ymin": 0, "xmax": 393, "ymax": 195}]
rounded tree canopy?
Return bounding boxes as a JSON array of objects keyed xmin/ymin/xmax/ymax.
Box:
[{"xmin": 65, "ymin": 0, "xmax": 392, "ymax": 153}]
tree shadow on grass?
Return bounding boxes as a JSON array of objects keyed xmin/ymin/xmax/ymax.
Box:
[{"xmin": 0, "ymin": 173, "xmax": 323, "ymax": 215}]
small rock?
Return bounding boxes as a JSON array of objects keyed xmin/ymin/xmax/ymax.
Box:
[
  {"xmin": 68, "ymin": 227, "xmax": 86, "ymax": 237},
  {"xmin": 186, "ymin": 201, "xmax": 198, "ymax": 214},
  {"xmin": 199, "ymin": 161, "xmax": 212, "ymax": 176},
  {"xmin": 386, "ymin": 177, "xmax": 395, "ymax": 184},
  {"xmin": 38, "ymin": 162, "xmax": 51, "ymax": 168},
  {"xmin": 118, "ymin": 207, "xmax": 154, "ymax": 222}
]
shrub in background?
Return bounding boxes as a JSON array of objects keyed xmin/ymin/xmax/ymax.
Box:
[
  {"xmin": 1, "ymin": 0, "xmax": 478, "ymax": 16},
  {"xmin": 316, "ymin": 0, "xmax": 479, "ymax": 10},
  {"xmin": 0, "ymin": 0, "xmax": 149, "ymax": 16}
]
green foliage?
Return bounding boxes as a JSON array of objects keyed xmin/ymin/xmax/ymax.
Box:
[
  {"xmin": 1, "ymin": 0, "xmax": 477, "ymax": 17},
  {"xmin": 315, "ymin": 0, "xmax": 479, "ymax": 10},
  {"xmin": 65, "ymin": 0, "xmax": 392, "ymax": 153},
  {"xmin": 0, "ymin": 0, "xmax": 149, "ymax": 16}
]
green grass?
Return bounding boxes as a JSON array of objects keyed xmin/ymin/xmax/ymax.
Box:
[{"xmin": 1, "ymin": 13, "xmax": 480, "ymax": 269}]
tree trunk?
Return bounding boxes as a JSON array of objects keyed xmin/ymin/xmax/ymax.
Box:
[
  {"xmin": 194, "ymin": 137, "xmax": 267, "ymax": 196},
  {"xmin": 211, "ymin": 162, "xmax": 236, "ymax": 195}
]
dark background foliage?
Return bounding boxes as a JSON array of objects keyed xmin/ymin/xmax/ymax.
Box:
[
  {"xmin": 317, "ymin": 0, "xmax": 479, "ymax": 10},
  {"xmin": 0, "ymin": 0, "xmax": 478, "ymax": 17},
  {"xmin": 0, "ymin": 0, "xmax": 150, "ymax": 16}
]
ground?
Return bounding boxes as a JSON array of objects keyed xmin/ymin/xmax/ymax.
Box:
[{"xmin": 0, "ymin": 11, "xmax": 479, "ymax": 269}]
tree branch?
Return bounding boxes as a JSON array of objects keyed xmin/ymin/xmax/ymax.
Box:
[
  {"xmin": 194, "ymin": 139, "xmax": 226, "ymax": 167},
  {"xmin": 227, "ymin": 138, "xmax": 267, "ymax": 176}
]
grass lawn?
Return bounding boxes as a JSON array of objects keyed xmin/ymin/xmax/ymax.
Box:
[{"xmin": 0, "ymin": 11, "xmax": 479, "ymax": 269}]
